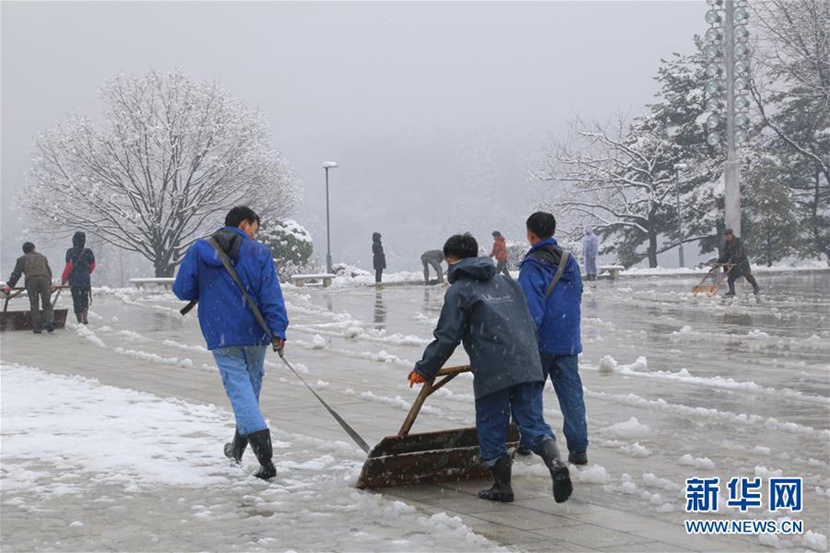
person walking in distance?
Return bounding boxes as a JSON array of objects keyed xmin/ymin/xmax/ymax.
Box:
[
  {"xmin": 372, "ymin": 232, "xmax": 386, "ymax": 288},
  {"xmin": 409, "ymin": 233, "xmax": 572, "ymax": 504},
  {"xmin": 582, "ymin": 226, "xmax": 599, "ymax": 282},
  {"xmin": 420, "ymin": 249, "xmax": 445, "ymax": 284},
  {"xmin": 718, "ymin": 228, "xmax": 761, "ymax": 297},
  {"xmin": 61, "ymin": 231, "xmax": 96, "ymax": 324},
  {"xmin": 489, "ymin": 231, "xmax": 511, "ymax": 278},
  {"xmin": 3, "ymin": 242, "xmax": 54, "ymax": 333},
  {"xmin": 518, "ymin": 212, "xmax": 589, "ymax": 466},
  {"xmin": 173, "ymin": 206, "xmax": 288, "ymax": 480}
]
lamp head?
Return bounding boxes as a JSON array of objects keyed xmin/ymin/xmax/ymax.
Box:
[{"xmin": 322, "ymin": 161, "xmax": 338, "ymax": 169}]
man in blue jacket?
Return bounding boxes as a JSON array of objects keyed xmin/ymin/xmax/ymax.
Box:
[
  {"xmin": 409, "ymin": 233, "xmax": 572, "ymax": 504},
  {"xmin": 518, "ymin": 212, "xmax": 588, "ymax": 465},
  {"xmin": 173, "ymin": 206, "xmax": 288, "ymax": 480}
]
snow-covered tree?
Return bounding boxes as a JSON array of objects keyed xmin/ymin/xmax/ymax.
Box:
[
  {"xmin": 536, "ymin": 42, "xmax": 724, "ymax": 268},
  {"xmin": 741, "ymin": 153, "xmax": 801, "ymax": 265},
  {"xmin": 18, "ymin": 70, "xmax": 300, "ymax": 276},
  {"xmin": 259, "ymin": 219, "xmax": 314, "ymax": 279},
  {"xmin": 750, "ymin": 0, "xmax": 830, "ymax": 260}
]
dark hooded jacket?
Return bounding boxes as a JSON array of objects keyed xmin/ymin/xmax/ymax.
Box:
[
  {"xmin": 173, "ymin": 226, "xmax": 288, "ymax": 350},
  {"xmin": 413, "ymin": 257, "xmax": 544, "ymax": 399},
  {"xmin": 372, "ymin": 233, "xmax": 386, "ymax": 270},
  {"xmin": 718, "ymin": 236, "xmax": 752, "ymax": 277},
  {"xmin": 518, "ymin": 238, "xmax": 583, "ymax": 355},
  {"xmin": 62, "ymin": 231, "xmax": 96, "ymax": 287}
]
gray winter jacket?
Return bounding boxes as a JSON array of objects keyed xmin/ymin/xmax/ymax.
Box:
[{"xmin": 413, "ymin": 256, "xmax": 544, "ymax": 399}]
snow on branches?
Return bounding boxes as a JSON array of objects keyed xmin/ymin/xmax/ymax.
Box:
[{"xmin": 18, "ymin": 70, "xmax": 300, "ymax": 276}]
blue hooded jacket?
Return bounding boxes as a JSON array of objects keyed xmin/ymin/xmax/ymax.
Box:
[
  {"xmin": 173, "ymin": 227, "xmax": 288, "ymax": 350},
  {"xmin": 518, "ymin": 238, "xmax": 583, "ymax": 356},
  {"xmin": 413, "ymin": 257, "xmax": 544, "ymax": 400}
]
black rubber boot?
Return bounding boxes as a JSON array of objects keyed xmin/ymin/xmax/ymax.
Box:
[
  {"xmin": 747, "ymin": 276, "xmax": 760, "ymax": 295},
  {"xmin": 81, "ymin": 310, "xmax": 89, "ymax": 324},
  {"xmin": 223, "ymin": 429, "xmax": 248, "ymax": 465},
  {"xmin": 540, "ymin": 439, "xmax": 572, "ymax": 503},
  {"xmin": 247, "ymin": 429, "xmax": 277, "ymax": 480},
  {"xmin": 724, "ymin": 282, "xmax": 736, "ymax": 297},
  {"xmin": 75, "ymin": 312, "xmax": 83, "ymax": 323},
  {"xmin": 478, "ymin": 456, "xmax": 514, "ymax": 502}
]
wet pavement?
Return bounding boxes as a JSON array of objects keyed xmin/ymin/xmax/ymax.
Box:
[{"xmin": 1, "ymin": 270, "xmax": 828, "ymax": 552}]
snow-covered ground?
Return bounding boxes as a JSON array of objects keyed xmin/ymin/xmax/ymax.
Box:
[{"xmin": 1, "ymin": 269, "xmax": 828, "ymax": 552}]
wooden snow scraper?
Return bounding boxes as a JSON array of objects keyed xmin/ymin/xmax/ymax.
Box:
[
  {"xmin": 356, "ymin": 364, "xmax": 519, "ymax": 490},
  {"xmin": 692, "ymin": 263, "xmax": 735, "ymax": 297},
  {"xmin": 0, "ymin": 285, "xmax": 69, "ymax": 331}
]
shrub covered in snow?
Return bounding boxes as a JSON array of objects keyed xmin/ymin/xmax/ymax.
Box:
[{"xmin": 259, "ymin": 219, "xmax": 316, "ymax": 279}]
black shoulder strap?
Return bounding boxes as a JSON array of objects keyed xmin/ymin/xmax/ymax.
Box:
[
  {"xmin": 545, "ymin": 251, "xmax": 570, "ymax": 300},
  {"xmin": 206, "ymin": 237, "xmax": 273, "ymax": 338}
]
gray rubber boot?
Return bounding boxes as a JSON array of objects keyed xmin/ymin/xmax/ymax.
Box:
[
  {"xmin": 477, "ymin": 456, "xmax": 514, "ymax": 502},
  {"xmin": 540, "ymin": 439, "xmax": 573, "ymax": 503}
]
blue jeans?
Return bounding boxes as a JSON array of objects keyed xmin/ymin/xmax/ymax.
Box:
[
  {"xmin": 476, "ymin": 382, "xmax": 555, "ymax": 465},
  {"xmin": 541, "ymin": 353, "xmax": 588, "ymax": 454},
  {"xmin": 212, "ymin": 346, "xmax": 268, "ymax": 436}
]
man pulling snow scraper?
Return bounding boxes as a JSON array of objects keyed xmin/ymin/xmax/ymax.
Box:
[
  {"xmin": 174, "ymin": 206, "xmax": 288, "ymax": 480},
  {"xmin": 718, "ymin": 229, "xmax": 761, "ymax": 297},
  {"xmin": 408, "ymin": 232, "xmax": 572, "ymax": 504}
]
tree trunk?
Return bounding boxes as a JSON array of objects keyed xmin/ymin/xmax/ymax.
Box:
[
  {"xmin": 647, "ymin": 230, "xmax": 658, "ymax": 268},
  {"xmin": 153, "ymin": 255, "xmax": 175, "ymax": 277}
]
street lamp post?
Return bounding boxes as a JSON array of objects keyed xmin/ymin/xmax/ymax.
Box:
[
  {"xmin": 673, "ymin": 163, "xmax": 688, "ymax": 268},
  {"xmin": 704, "ymin": 0, "xmax": 751, "ymax": 237},
  {"xmin": 322, "ymin": 161, "xmax": 338, "ymax": 274}
]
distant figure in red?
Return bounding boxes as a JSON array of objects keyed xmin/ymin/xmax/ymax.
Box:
[
  {"xmin": 489, "ymin": 231, "xmax": 510, "ymax": 278},
  {"xmin": 61, "ymin": 231, "xmax": 96, "ymax": 324}
]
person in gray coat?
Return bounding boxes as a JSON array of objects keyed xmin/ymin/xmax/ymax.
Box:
[
  {"xmin": 3, "ymin": 242, "xmax": 54, "ymax": 333},
  {"xmin": 582, "ymin": 226, "xmax": 599, "ymax": 281},
  {"xmin": 420, "ymin": 249, "xmax": 445, "ymax": 284},
  {"xmin": 409, "ymin": 233, "xmax": 572, "ymax": 504}
]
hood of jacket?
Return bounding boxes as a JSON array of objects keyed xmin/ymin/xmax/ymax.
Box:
[
  {"xmin": 72, "ymin": 231, "xmax": 86, "ymax": 250},
  {"xmin": 372, "ymin": 232, "xmax": 382, "ymax": 243},
  {"xmin": 447, "ymin": 256, "xmax": 497, "ymax": 283},
  {"xmin": 197, "ymin": 227, "xmax": 245, "ymax": 267},
  {"xmin": 521, "ymin": 238, "xmax": 563, "ymax": 268}
]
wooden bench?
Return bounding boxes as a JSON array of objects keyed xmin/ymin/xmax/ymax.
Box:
[
  {"xmin": 599, "ymin": 265, "xmax": 625, "ymax": 280},
  {"xmin": 290, "ymin": 273, "xmax": 335, "ymax": 288},
  {"xmin": 129, "ymin": 277, "xmax": 175, "ymax": 289}
]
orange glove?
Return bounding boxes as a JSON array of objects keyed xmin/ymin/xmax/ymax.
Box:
[{"xmin": 408, "ymin": 370, "xmax": 426, "ymax": 388}]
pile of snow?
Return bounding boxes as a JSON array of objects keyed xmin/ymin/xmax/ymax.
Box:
[
  {"xmin": 0, "ymin": 364, "xmax": 506, "ymax": 552},
  {"xmin": 678, "ymin": 454, "xmax": 715, "ymax": 470},
  {"xmin": 605, "ymin": 417, "xmax": 652, "ymax": 438},
  {"xmin": 598, "ymin": 355, "xmax": 618, "ymax": 373}
]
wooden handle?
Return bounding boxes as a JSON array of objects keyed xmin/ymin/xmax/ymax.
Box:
[{"xmin": 397, "ymin": 364, "xmax": 471, "ymax": 437}]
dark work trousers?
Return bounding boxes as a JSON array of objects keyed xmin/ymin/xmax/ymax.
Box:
[
  {"xmin": 727, "ymin": 272, "xmax": 760, "ymax": 293},
  {"xmin": 495, "ymin": 260, "xmax": 511, "ymax": 278},
  {"xmin": 375, "ymin": 268, "xmax": 383, "ymax": 284},
  {"xmin": 422, "ymin": 258, "xmax": 444, "ymax": 283},
  {"xmin": 26, "ymin": 276, "xmax": 53, "ymax": 331},
  {"xmin": 71, "ymin": 286, "xmax": 91, "ymax": 314}
]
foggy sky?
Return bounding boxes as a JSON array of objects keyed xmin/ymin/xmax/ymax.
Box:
[{"xmin": 1, "ymin": 1, "xmax": 707, "ymax": 280}]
